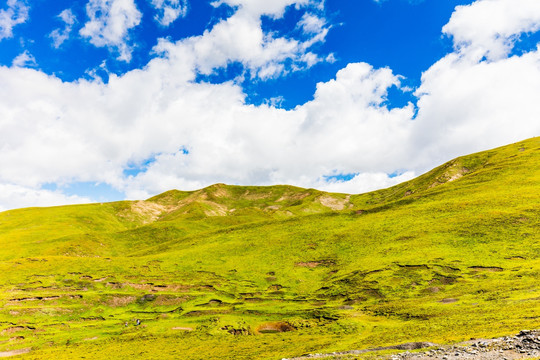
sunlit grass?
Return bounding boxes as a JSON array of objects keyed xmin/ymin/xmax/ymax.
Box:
[{"xmin": 0, "ymin": 137, "xmax": 539, "ymax": 359}]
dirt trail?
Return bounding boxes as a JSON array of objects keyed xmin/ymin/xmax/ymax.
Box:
[
  {"xmin": 283, "ymin": 330, "xmax": 540, "ymax": 360},
  {"xmin": 0, "ymin": 348, "xmax": 31, "ymax": 358}
]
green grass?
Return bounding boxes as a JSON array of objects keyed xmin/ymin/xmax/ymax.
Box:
[{"xmin": 0, "ymin": 137, "xmax": 539, "ymax": 359}]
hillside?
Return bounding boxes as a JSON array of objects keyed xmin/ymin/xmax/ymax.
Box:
[{"xmin": 0, "ymin": 138, "xmax": 539, "ymax": 359}]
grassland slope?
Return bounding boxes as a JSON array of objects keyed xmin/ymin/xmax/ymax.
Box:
[{"xmin": 0, "ymin": 137, "xmax": 539, "ymax": 359}]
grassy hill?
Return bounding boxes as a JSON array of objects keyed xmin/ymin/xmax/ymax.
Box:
[{"xmin": 0, "ymin": 138, "xmax": 539, "ymax": 359}]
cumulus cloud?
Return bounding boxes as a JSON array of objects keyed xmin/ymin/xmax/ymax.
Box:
[
  {"xmin": 1, "ymin": 0, "xmax": 540, "ymax": 210},
  {"xmin": 412, "ymin": 48, "xmax": 540, "ymax": 168},
  {"xmin": 298, "ymin": 12, "xmax": 326, "ymax": 34},
  {"xmin": 12, "ymin": 50, "xmax": 36, "ymax": 67},
  {"xmin": 80, "ymin": 0, "xmax": 142, "ymax": 61},
  {"xmin": 150, "ymin": 0, "xmax": 188, "ymax": 26},
  {"xmin": 49, "ymin": 9, "xmax": 77, "ymax": 49},
  {"xmin": 443, "ymin": 0, "xmax": 540, "ymax": 60},
  {"xmin": 297, "ymin": 12, "xmax": 330, "ymax": 50},
  {"xmin": 155, "ymin": 0, "xmax": 330, "ymax": 79},
  {"xmin": 0, "ymin": 0, "xmax": 29, "ymax": 41},
  {"xmin": 412, "ymin": 0, "xmax": 540, "ymax": 168},
  {"xmin": 0, "ymin": 58, "xmax": 412, "ymax": 203},
  {"xmin": 211, "ymin": 0, "xmax": 317, "ymax": 18},
  {"xmin": 0, "ymin": 184, "xmax": 90, "ymax": 212},
  {"xmin": 125, "ymin": 63, "xmax": 412, "ymax": 199}
]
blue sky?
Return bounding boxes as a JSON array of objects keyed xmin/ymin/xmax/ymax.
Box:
[
  {"xmin": 0, "ymin": 0, "xmax": 540, "ymax": 209},
  {"xmin": 1, "ymin": 0, "xmax": 471, "ymax": 107}
]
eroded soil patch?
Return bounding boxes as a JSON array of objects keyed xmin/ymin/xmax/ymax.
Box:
[{"xmin": 257, "ymin": 321, "xmax": 295, "ymax": 334}]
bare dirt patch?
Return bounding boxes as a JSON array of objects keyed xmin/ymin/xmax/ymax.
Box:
[
  {"xmin": 211, "ymin": 185, "xmax": 230, "ymax": 198},
  {"xmin": 7, "ymin": 296, "xmax": 60, "ymax": 304},
  {"xmin": 429, "ymin": 275, "xmax": 458, "ymax": 285},
  {"xmin": 277, "ymin": 192, "xmax": 311, "ymax": 202},
  {"xmin": 106, "ymin": 295, "xmax": 136, "ymax": 307},
  {"xmin": 106, "ymin": 282, "xmax": 123, "ymax": 289},
  {"xmin": 429, "ymin": 162, "xmax": 471, "ymax": 189},
  {"xmin": 242, "ymin": 189, "xmax": 270, "ymax": 200},
  {"xmin": 440, "ymin": 298, "xmax": 458, "ymax": 304},
  {"xmin": 171, "ymin": 327, "xmax": 193, "ymax": 331},
  {"xmin": 468, "ymin": 266, "xmax": 503, "ymax": 272},
  {"xmin": 121, "ymin": 201, "xmax": 168, "ymax": 224},
  {"xmin": 1, "ymin": 327, "xmax": 27, "ymax": 335},
  {"xmin": 124, "ymin": 283, "xmax": 193, "ymax": 292},
  {"xmin": 123, "ymin": 282, "xmax": 153, "ymax": 290},
  {"xmin": 202, "ymin": 201, "xmax": 228, "ymax": 216},
  {"xmin": 154, "ymin": 295, "xmax": 189, "ymax": 306},
  {"xmin": 8, "ymin": 336, "xmax": 24, "ymax": 342},
  {"xmin": 256, "ymin": 321, "xmax": 295, "ymax": 334},
  {"xmin": 0, "ymin": 348, "xmax": 31, "ymax": 358},
  {"xmin": 294, "ymin": 260, "xmax": 335, "ymax": 269},
  {"xmin": 318, "ymin": 195, "xmax": 349, "ymax": 211},
  {"xmin": 169, "ymin": 190, "xmax": 229, "ymax": 216},
  {"xmin": 397, "ymin": 264, "xmax": 430, "ymax": 269},
  {"xmin": 505, "ymin": 256, "xmax": 526, "ymax": 260}
]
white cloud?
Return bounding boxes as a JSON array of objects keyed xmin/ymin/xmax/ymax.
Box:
[
  {"xmin": 150, "ymin": 0, "xmax": 188, "ymax": 26},
  {"xmin": 1, "ymin": 0, "xmax": 540, "ymax": 210},
  {"xmin": 412, "ymin": 47, "xmax": 540, "ymax": 169},
  {"xmin": 0, "ymin": 184, "xmax": 90, "ymax": 212},
  {"xmin": 297, "ymin": 12, "xmax": 330, "ymax": 49},
  {"xmin": 211, "ymin": 0, "xmax": 314, "ymax": 18},
  {"xmin": 298, "ymin": 12, "xmax": 326, "ymax": 34},
  {"xmin": 49, "ymin": 9, "xmax": 77, "ymax": 49},
  {"xmin": 0, "ymin": 57, "xmax": 411, "ymax": 204},
  {"xmin": 12, "ymin": 50, "xmax": 36, "ymax": 67},
  {"xmin": 80, "ymin": 0, "xmax": 142, "ymax": 62},
  {"xmin": 411, "ymin": 0, "xmax": 540, "ymax": 168},
  {"xmin": 314, "ymin": 172, "xmax": 416, "ymax": 194},
  {"xmin": 0, "ymin": 0, "xmax": 29, "ymax": 41},
  {"xmin": 154, "ymin": 1, "xmax": 330, "ymax": 79},
  {"xmin": 443, "ymin": 0, "xmax": 540, "ymax": 60},
  {"xmin": 87, "ymin": 62, "xmax": 415, "ymax": 199}
]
